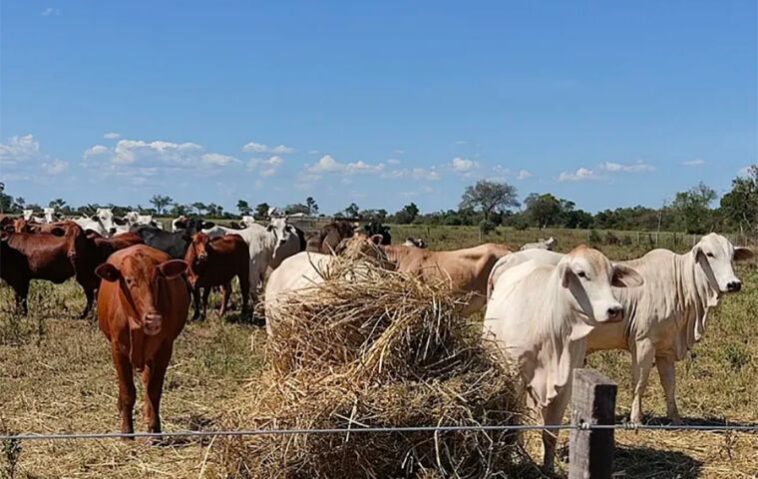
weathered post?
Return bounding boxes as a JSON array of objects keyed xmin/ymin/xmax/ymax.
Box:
[{"xmin": 569, "ymin": 368, "xmax": 617, "ymax": 479}]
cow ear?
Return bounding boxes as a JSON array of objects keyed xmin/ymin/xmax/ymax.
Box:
[
  {"xmin": 266, "ymin": 224, "xmax": 274, "ymax": 232},
  {"xmin": 734, "ymin": 247, "xmax": 754, "ymax": 262},
  {"xmin": 369, "ymin": 234, "xmax": 383, "ymax": 245},
  {"xmin": 203, "ymin": 221, "xmax": 215, "ymax": 229},
  {"xmin": 559, "ymin": 262, "xmax": 573, "ymax": 288},
  {"xmin": 113, "ymin": 217, "xmax": 127, "ymax": 226},
  {"xmin": 158, "ymin": 259, "xmax": 188, "ymax": 279},
  {"xmin": 95, "ymin": 263, "xmax": 121, "ymax": 282},
  {"xmin": 612, "ymin": 264, "xmax": 644, "ymax": 288},
  {"xmin": 230, "ymin": 221, "xmax": 241, "ymax": 229},
  {"xmin": 50, "ymin": 227, "xmax": 66, "ymax": 237}
]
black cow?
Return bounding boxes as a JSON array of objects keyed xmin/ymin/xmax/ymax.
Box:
[{"xmin": 131, "ymin": 218, "xmax": 214, "ymax": 259}]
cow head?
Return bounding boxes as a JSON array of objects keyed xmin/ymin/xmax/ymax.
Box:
[
  {"xmin": 96, "ymin": 256, "xmax": 188, "ymax": 336},
  {"xmin": 240, "ymin": 215, "xmax": 256, "ymax": 228},
  {"xmin": 266, "ymin": 217, "xmax": 295, "ymax": 247},
  {"xmin": 693, "ymin": 233, "xmax": 753, "ymax": 294},
  {"xmin": 189, "ymin": 232, "xmax": 211, "ymax": 266},
  {"xmin": 172, "ymin": 215, "xmax": 189, "ymax": 232},
  {"xmin": 403, "ymin": 237, "xmax": 427, "ymax": 248},
  {"xmin": 181, "ymin": 218, "xmax": 214, "ymax": 241},
  {"xmin": 558, "ymin": 246, "xmax": 643, "ymax": 325},
  {"xmin": 95, "ymin": 208, "xmax": 117, "ymax": 235}
]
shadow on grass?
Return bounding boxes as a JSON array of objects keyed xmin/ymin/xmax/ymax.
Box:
[
  {"xmin": 615, "ymin": 413, "xmax": 758, "ymax": 433},
  {"xmin": 613, "ymin": 444, "xmax": 702, "ymax": 478}
]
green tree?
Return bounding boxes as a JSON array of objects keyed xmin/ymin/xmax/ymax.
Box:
[
  {"xmin": 459, "ymin": 180, "xmax": 519, "ymax": 220},
  {"xmin": 237, "ymin": 199, "xmax": 252, "ymax": 216},
  {"xmin": 170, "ymin": 203, "xmax": 190, "ymax": 217},
  {"xmin": 192, "ymin": 202, "xmax": 207, "ymax": 215},
  {"xmin": 48, "ymin": 198, "xmax": 67, "ymax": 210},
  {"xmin": 306, "ymin": 196, "xmax": 319, "ymax": 215},
  {"xmin": 721, "ymin": 165, "xmax": 758, "ymax": 233},
  {"xmin": 344, "ymin": 202, "xmax": 360, "ymax": 218},
  {"xmin": 150, "ymin": 194, "xmax": 173, "ymax": 215},
  {"xmin": 0, "ymin": 182, "xmax": 13, "ymax": 213},
  {"xmin": 254, "ymin": 202, "xmax": 270, "ymax": 220},
  {"xmin": 285, "ymin": 203, "xmax": 310, "ymax": 215},
  {"xmin": 523, "ymin": 193, "xmax": 562, "ymax": 227},
  {"xmin": 671, "ymin": 182, "xmax": 717, "ymax": 234},
  {"xmin": 393, "ymin": 202, "xmax": 419, "ymax": 224}
]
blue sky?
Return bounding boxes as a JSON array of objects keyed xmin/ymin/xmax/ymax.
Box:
[{"xmin": 1, "ymin": 1, "xmax": 755, "ymax": 214}]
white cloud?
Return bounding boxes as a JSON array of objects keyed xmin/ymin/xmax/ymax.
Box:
[
  {"xmin": 103, "ymin": 132, "xmax": 121, "ymax": 140},
  {"xmin": 600, "ymin": 161, "xmax": 655, "ymax": 173},
  {"xmin": 249, "ymin": 155, "xmax": 284, "ymax": 177},
  {"xmin": 83, "ymin": 145, "xmax": 109, "ymax": 158},
  {"xmin": 0, "ymin": 134, "xmax": 67, "ymax": 179},
  {"xmin": 306, "ymin": 155, "xmax": 385, "ymax": 175},
  {"xmin": 43, "ymin": 159, "xmax": 67, "ymax": 175},
  {"xmin": 387, "ymin": 158, "xmax": 401, "ymax": 165},
  {"xmin": 455, "ymin": 140, "xmax": 468, "ymax": 145},
  {"xmin": 517, "ymin": 169, "xmax": 533, "ymax": 180},
  {"xmin": 308, "ymin": 149, "xmax": 320, "ymax": 155},
  {"xmin": 242, "ymin": 141, "xmax": 295, "ymax": 155},
  {"xmin": 557, "ymin": 167, "xmax": 603, "ymax": 182},
  {"xmin": 384, "ymin": 167, "xmax": 441, "ymax": 181},
  {"xmin": 451, "ymin": 157, "xmax": 478, "ymax": 173},
  {"xmin": 41, "ymin": 7, "xmax": 61, "ymax": 16},
  {"xmin": 0, "ymin": 134, "xmax": 41, "ymax": 165},
  {"xmin": 682, "ymin": 159, "xmax": 706, "ymax": 167},
  {"xmin": 202, "ymin": 153, "xmax": 239, "ymax": 166}
]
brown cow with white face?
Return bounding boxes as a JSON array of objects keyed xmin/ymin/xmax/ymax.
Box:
[{"xmin": 95, "ymin": 245, "xmax": 190, "ymax": 436}]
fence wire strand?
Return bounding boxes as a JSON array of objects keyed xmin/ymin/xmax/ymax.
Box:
[{"xmin": 1, "ymin": 423, "xmax": 756, "ymax": 442}]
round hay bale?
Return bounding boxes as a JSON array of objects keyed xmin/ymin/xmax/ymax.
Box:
[{"xmin": 218, "ymin": 256, "xmax": 530, "ymax": 478}]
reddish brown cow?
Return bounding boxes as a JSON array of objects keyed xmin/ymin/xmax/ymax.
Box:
[
  {"xmin": 185, "ymin": 232, "xmax": 250, "ymax": 320},
  {"xmin": 96, "ymin": 245, "xmax": 190, "ymax": 435},
  {"xmin": 0, "ymin": 225, "xmax": 100, "ymax": 317}
]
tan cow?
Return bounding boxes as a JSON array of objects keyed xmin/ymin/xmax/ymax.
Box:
[
  {"xmin": 383, "ymin": 243, "xmax": 511, "ymax": 315},
  {"xmin": 489, "ymin": 233, "xmax": 753, "ymax": 425},
  {"xmin": 483, "ymin": 246, "xmax": 643, "ymax": 470}
]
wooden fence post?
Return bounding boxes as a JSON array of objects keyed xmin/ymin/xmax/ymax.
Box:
[{"xmin": 569, "ymin": 368, "xmax": 617, "ymax": 479}]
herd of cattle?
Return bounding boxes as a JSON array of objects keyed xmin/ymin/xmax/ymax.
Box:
[{"xmin": 0, "ymin": 207, "xmax": 753, "ymax": 470}]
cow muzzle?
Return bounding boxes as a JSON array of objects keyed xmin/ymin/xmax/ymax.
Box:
[
  {"xmin": 142, "ymin": 313, "xmax": 163, "ymax": 336},
  {"xmin": 726, "ymin": 280, "xmax": 742, "ymax": 293},
  {"xmin": 605, "ymin": 305, "xmax": 624, "ymax": 323}
]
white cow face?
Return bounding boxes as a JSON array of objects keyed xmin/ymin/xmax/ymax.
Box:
[
  {"xmin": 96, "ymin": 208, "xmax": 116, "ymax": 235},
  {"xmin": 240, "ymin": 215, "xmax": 256, "ymax": 228},
  {"xmin": 694, "ymin": 233, "xmax": 753, "ymax": 294},
  {"xmin": 559, "ymin": 246, "xmax": 644, "ymax": 324},
  {"xmin": 266, "ymin": 217, "xmax": 295, "ymax": 247},
  {"xmin": 23, "ymin": 210, "xmax": 34, "ymax": 221}
]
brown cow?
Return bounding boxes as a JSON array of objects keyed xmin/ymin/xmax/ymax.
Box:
[
  {"xmin": 185, "ymin": 232, "xmax": 250, "ymax": 320},
  {"xmin": 0, "ymin": 225, "xmax": 102, "ymax": 317},
  {"xmin": 382, "ymin": 243, "xmax": 512, "ymax": 315},
  {"xmin": 305, "ymin": 220, "xmax": 356, "ymax": 254},
  {"xmin": 95, "ymin": 245, "xmax": 190, "ymax": 435}
]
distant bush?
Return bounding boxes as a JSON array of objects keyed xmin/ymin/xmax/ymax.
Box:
[
  {"xmin": 589, "ymin": 229, "xmax": 602, "ymax": 245},
  {"xmin": 479, "ymin": 220, "xmax": 497, "ymax": 236}
]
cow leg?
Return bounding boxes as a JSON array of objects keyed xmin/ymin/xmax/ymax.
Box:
[
  {"xmin": 239, "ymin": 272, "xmax": 250, "ymax": 319},
  {"xmin": 13, "ymin": 281, "xmax": 30, "ymax": 316},
  {"xmin": 630, "ymin": 339, "xmax": 655, "ymax": 424},
  {"xmin": 192, "ymin": 286, "xmax": 202, "ymax": 321},
  {"xmin": 143, "ymin": 343, "xmax": 172, "ymax": 438},
  {"xmin": 219, "ymin": 282, "xmax": 231, "ymax": 317},
  {"xmin": 112, "ymin": 342, "xmax": 136, "ymax": 436},
  {"xmin": 656, "ymin": 354, "xmax": 681, "ymax": 424},
  {"xmin": 202, "ymin": 287, "xmax": 211, "ymax": 320},
  {"xmin": 79, "ymin": 287, "xmax": 95, "ymax": 319}
]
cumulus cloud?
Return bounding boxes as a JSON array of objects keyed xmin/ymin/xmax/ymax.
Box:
[
  {"xmin": 242, "ymin": 141, "xmax": 295, "ymax": 155},
  {"xmin": 682, "ymin": 159, "xmax": 706, "ymax": 167},
  {"xmin": 248, "ymin": 155, "xmax": 284, "ymax": 177},
  {"xmin": 103, "ymin": 132, "xmax": 121, "ymax": 140},
  {"xmin": 383, "ymin": 167, "xmax": 441, "ymax": 181},
  {"xmin": 83, "ymin": 145, "xmax": 109, "ymax": 158},
  {"xmin": 306, "ymin": 155, "xmax": 385, "ymax": 175},
  {"xmin": 600, "ymin": 161, "xmax": 655, "ymax": 173},
  {"xmin": 387, "ymin": 158, "xmax": 401, "ymax": 165},
  {"xmin": 451, "ymin": 157, "xmax": 478, "ymax": 173},
  {"xmin": 557, "ymin": 167, "xmax": 603, "ymax": 182},
  {"xmin": 41, "ymin": 7, "xmax": 61, "ymax": 16},
  {"xmin": 0, "ymin": 134, "xmax": 68, "ymax": 179},
  {"xmin": 202, "ymin": 153, "xmax": 239, "ymax": 166},
  {"xmin": 517, "ymin": 169, "xmax": 533, "ymax": 180}
]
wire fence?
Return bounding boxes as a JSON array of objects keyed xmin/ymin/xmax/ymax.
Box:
[{"xmin": 2, "ymin": 423, "xmax": 757, "ymax": 442}]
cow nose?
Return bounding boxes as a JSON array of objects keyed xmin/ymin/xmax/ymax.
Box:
[
  {"xmin": 607, "ymin": 306, "xmax": 623, "ymax": 321},
  {"xmin": 109, "ymin": 228, "xmax": 117, "ymax": 235},
  {"xmin": 727, "ymin": 281, "xmax": 742, "ymax": 293},
  {"xmin": 143, "ymin": 313, "xmax": 162, "ymax": 335}
]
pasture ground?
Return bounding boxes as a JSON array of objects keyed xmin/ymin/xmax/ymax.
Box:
[{"xmin": 0, "ymin": 226, "xmax": 756, "ymax": 478}]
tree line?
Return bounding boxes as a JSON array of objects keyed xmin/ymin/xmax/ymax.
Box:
[{"xmin": 1, "ymin": 165, "xmax": 755, "ymax": 234}]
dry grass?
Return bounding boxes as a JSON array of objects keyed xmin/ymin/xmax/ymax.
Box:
[
  {"xmin": 218, "ymin": 256, "xmax": 529, "ymax": 478},
  {"xmin": 0, "ymin": 227, "xmax": 757, "ymax": 478}
]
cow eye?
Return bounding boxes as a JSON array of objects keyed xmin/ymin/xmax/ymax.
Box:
[
  {"xmin": 577, "ymin": 271, "xmax": 587, "ymax": 279},
  {"xmin": 706, "ymin": 252, "xmax": 715, "ymax": 258}
]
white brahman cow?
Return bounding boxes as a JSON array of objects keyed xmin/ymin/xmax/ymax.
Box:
[
  {"xmin": 520, "ymin": 236, "xmax": 557, "ymax": 251},
  {"xmin": 483, "ymin": 245, "xmax": 643, "ymax": 470},
  {"xmin": 488, "ymin": 233, "xmax": 753, "ymax": 426},
  {"xmin": 73, "ymin": 208, "xmax": 119, "ymax": 236}
]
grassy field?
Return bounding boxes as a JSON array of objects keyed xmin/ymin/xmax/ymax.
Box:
[{"xmin": 0, "ymin": 226, "xmax": 756, "ymax": 478}]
